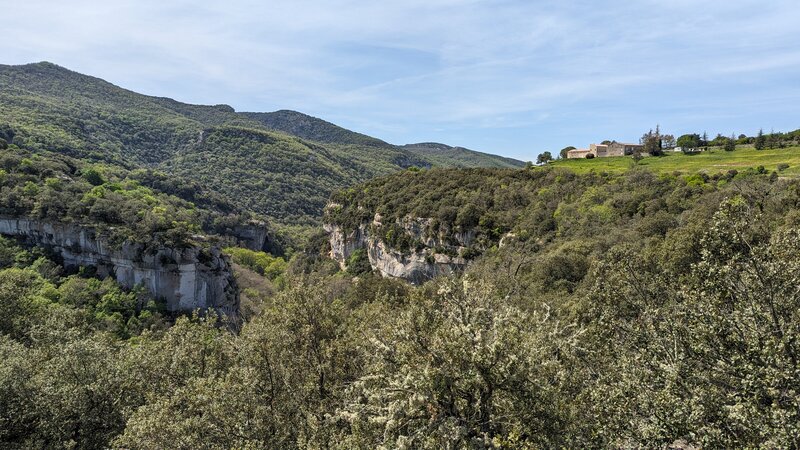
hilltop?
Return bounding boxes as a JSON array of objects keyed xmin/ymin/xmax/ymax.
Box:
[
  {"xmin": 550, "ymin": 145, "xmax": 800, "ymax": 175},
  {"xmin": 0, "ymin": 62, "xmax": 525, "ymax": 228},
  {"xmin": 401, "ymin": 142, "xmax": 524, "ymax": 169}
]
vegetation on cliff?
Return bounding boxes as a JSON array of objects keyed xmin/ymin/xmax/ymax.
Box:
[
  {"xmin": 326, "ymin": 163, "xmax": 782, "ymax": 265},
  {"xmin": 3, "ymin": 178, "xmax": 800, "ymax": 447},
  {"xmin": 0, "ymin": 62, "xmax": 523, "ymax": 229},
  {"xmin": 2, "ymin": 61, "xmax": 800, "ymax": 449},
  {"xmin": 0, "ymin": 147, "xmax": 254, "ymax": 248}
]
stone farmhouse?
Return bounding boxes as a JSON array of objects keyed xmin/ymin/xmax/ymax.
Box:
[{"xmin": 567, "ymin": 141, "xmax": 645, "ymax": 159}]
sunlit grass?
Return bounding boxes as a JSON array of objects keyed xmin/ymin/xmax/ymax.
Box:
[{"xmin": 549, "ymin": 145, "xmax": 800, "ymax": 176}]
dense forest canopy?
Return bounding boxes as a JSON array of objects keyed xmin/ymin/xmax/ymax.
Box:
[
  {"xmin": 2, "ymin": 61, "xmax": 800, "ymax": 449},
  {"xmin": 0, "ymin": 147, "xmax": 257, "ymax": 249},
  {"xmin": 3, "ymin": 158, "xmax": 800, "ymax": 447},
  {"xmin": 0, "ymin": 62, "xmax": 523, "ymax": 231}
]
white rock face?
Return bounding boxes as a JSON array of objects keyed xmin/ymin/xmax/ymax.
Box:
[
  {"xmin": 366, "ymin": 238, "xmax": 466, "ymax": 284},
  {"xmin": 325, "ymin": 214, "xmax": 468, "ymax": 284},
  {"xmin": 323, "ymin": 223, "xmax": 368, "ymax": 270},
  {"xmin": 0, "ymin": 217, "xmax": 239, "ymax": 316},
  {"xmin": 230, "ymin": 220, "xmax": 270, "ymax": 251}
]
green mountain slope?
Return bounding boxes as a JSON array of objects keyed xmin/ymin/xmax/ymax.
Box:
[
  {"xmin": 242, "ymin": 110, "xmax": 392, "ymax": 148},
  {"xmin": 401, "ymin": 142, "xmax": 526, "ymax": 168},
  {"xmin": 0, "ymin": 62, "xmax": 523, "ymax": 228},
  {"xmin": 242, "ymin": 110, "xmax": 526, "ymax": 168},
  {"xmin": 160, "ymin": 126, "xmax": 407, "ymax": 225}
]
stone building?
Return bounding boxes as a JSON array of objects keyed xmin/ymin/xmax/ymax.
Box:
[{"xmin": 567, "ymin": 141, "xmax": 645, "ymax": 159}]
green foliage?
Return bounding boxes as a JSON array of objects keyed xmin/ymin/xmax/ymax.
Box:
[
  {"xmin": 0, "ymin": 62, "xmax": 523, "ymax": 228},
  {"xmin": 337, "ymin": 278, "xmax": 576, "ymax": 448},
  {"xmin": 326, "ymin": 166, "xmax": 775, "ymax": 269},
  {"xmin": 578, "ymin": 196, "xmax": 800, "ymax": 447},
  {"xmin": 755, "ymin": 128, "xmax": 766, "ymax": 150},
  {"xmin": 724, "ymin": 133, "xmax": 736, "ymax": 151},
  {"xmin": 3, "ymin": 174, "xmax": 800, "ymax": 447},
  {"xmin": 224, "ymin": 247, "xmax": 287, "ymax": 280},
  {"xmin": 400, "ymin": 142, "xmax": 525, "ymax": 169},
  {"xmin": 536, "ymin": 150, "xmax": 553, "ymax": 164},
  {"xmin": 81, "ymin": 167, "xmax": 105, "ymax": 186},
  {"xmin": 642, "ymin": 126, "xmax": 664, "ymax": 156},
  {"xmin": 345, "ymin": 248, "xmax": 372, "ymax": 275},
  {"xmin": 677, "ymin": 133, "xmax": 701, "ymax": 149},
  {"xmin": 0, "ymin": 147, "xmax": 260, "ymax": 248}
]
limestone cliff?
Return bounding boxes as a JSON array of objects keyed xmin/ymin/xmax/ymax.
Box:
[
  {"xmin": 229, "ymin": 220, "xmax": 270, "ymax": 252},
  {"xmin": 0, "ymin": 217, "xmax": 239, "ymax": 316},
  {"xmin": 324, "ymin": 212, "xmax": 471, "ymax": 284}
]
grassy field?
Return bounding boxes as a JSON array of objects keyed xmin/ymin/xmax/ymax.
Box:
[{"xmin": 549, "ymin": 145, "xmax": 800, "ymax": 176}]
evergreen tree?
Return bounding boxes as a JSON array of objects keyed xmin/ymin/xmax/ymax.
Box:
[
  {"xmin": 536, "ymin": 151, "xmax": 553, "ymax": 165},
  {"xmin": 755, "ymin": 128, "xmax": 766, "ymax": 150},
  {"xmin": 724, "ymin": 133, "xmax": 736, "ymax": 152}
]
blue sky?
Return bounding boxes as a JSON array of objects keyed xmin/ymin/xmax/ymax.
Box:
[{"xmin": 2, "ymin": 0, "xmax": 799, "ymax": 161}]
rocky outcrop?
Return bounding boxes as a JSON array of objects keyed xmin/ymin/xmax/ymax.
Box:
[
  {"xmin": 229, "ymin": 220, "xmax": 270, "ymax": 252},
  {"xmin": 323, "ymin": 223, "xmax": 369, "ymax": 270},
  {"xmin": 366, "ymin": 238, "xmax": 466, "ymax": 285},
  {"xmin": 324, "ymin": 213, "xmax": 470, "ymax": 284},
  {"xmin": 0, "ymin": 217, "xmax": 238, "ymax": 316}
]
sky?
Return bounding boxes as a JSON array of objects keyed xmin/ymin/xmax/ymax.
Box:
[{"xmin": 2, "ymin": 0, "xmax": 799, "ymax": 161}]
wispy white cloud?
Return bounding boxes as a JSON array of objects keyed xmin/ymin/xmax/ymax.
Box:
[{"xmin": 1, "ymin": 0, "xmax": 798, "ymax": 159}]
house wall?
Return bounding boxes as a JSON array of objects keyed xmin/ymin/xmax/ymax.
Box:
[{"xmin": 566, "ymin": 149, "xmax": 591, "ymax": 159}]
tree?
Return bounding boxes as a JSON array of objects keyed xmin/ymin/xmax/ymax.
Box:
[
  {"xmin": 82, "ymin": 168, "xmax": 105, "ymax": 186},
  {"xmin": 724, "ymin": 133, "xmax": 736, "ymax": 152},
  {"xmin": 337, "ymin": 278, "xmax": 577, "ymax": 448},
  {"xmin": 755, "ymin": 128, "xmax": 766, "ymax": 150},
  {"xmin": 710, "ymin": 133, "xmax": 727, "ymax": 147},
  {"xmin": 346, "ymin": 248, "xmax": 372, "ymax": 275},
  {"xmin": 0, "ymin": 124, "xmax": 14, "ymax": 145},
  {"xmin": 536, "ymin": 151, "xmax": 553, "ymax": 165},
  {"xmin": 661, "ymin": 134, "xmax": 676, "ymax": 150},
  {"xmin": 702, "ymin": 131, "xmax": 708, "ymax": 150},
  {"xmin": 676, "ymin": 133, "xmax": 701, "ymax": 150},
  {"xmin": 767, "ymin": 128, "xmax": 781, "ymax": 149},
  {"xmin": 641, "ymin": 126, "xmax": 663, "ymax": 156},
  {"xmin": 559, "ymin": 146, "xmax": 576, "ymax": 159},
  {"xmin": 584, "ymin": 196, "xmax": 800, "ymax": 448}
]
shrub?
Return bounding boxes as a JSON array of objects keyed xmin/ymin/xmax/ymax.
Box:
[{"xmin": 346, "ymin": 248, "xmax": 372, "ymax": 275}]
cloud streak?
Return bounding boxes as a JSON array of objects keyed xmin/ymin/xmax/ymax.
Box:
[{"xmin": 2, "ymin": 0, "xmax": 799, "ymax": 159}]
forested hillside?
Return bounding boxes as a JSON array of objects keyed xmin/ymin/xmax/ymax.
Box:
[
  {"xmin": 0, "ymin": 147, "xmax": 253, "ymax": 248},
  {"xmin": 0, "ymin": 62, "xmax": 524, "ymax": 229},
  {"xmin": 401, "ymin": 142, "xmax": 525, "ymax": 169},
  {"xmin": 2, "ymin": 161, "xmax": 800, "ymax": 448},
  {"xmin": 3, "ymin": 61, "xmax": 800, "ymax": 449}
]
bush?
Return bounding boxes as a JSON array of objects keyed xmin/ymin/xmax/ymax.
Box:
[
  {"xmin": 346, "ymin": 248, "xmax": 372, "ymax": 275},
  {"xmin": 225, "ymin": 247, "xmax": 287, "ymax": 280},
  {"xmin": 82, "ymin": 168, "xmax": 105, "ymax": 186}
]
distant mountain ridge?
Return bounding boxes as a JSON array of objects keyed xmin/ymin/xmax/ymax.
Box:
[
  {"xmin": 241, "ymin": 110, "xmax": 394, "ymax": 148},
  {"xmin": 0, "ymin": 62, "xmax": 525, "ymax": 227},
  {"xmin": 401, "ymin": 142, "xmax": 524, "ymax": 169}
]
